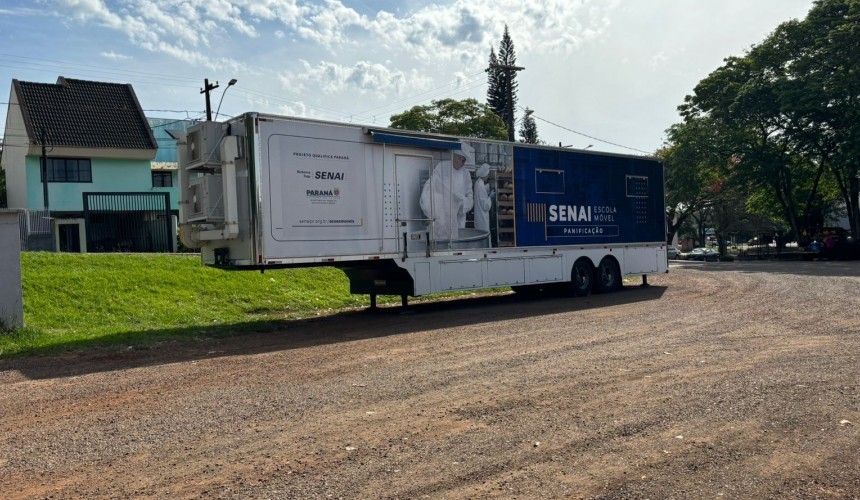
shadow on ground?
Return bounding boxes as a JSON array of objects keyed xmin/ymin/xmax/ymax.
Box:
[{"xmin": 1, "ymin": 284, "xmax": 666, "ymax": 380}]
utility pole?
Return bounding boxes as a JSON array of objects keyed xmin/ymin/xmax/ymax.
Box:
[
  {"xmin": 40, "ymin": 128, "xmax": 49, "ymax": 211},
  {"xmin": 201, "ymin": 79, "xmax": 220, "ymax": 121},
  {"xmin": 489, "ymin": 63, "xmax": 524, "ymax": 142}
]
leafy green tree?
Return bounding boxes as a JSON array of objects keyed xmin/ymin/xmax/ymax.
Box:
[
  {"xmin": 660, "ymin": 117, "xmax": 729, "ymax": 245},
  {"xmin": 777, "ymin": 0, "xmax": 860, "ymax": 236},
  {"xmin": 389, "ymin": 98, "xmax": 508, "ymax": 140},
  {"xmin": 708, "ymin": 186, "xmax": 754, "ymax": 255},
  {"xmin": 678, "ymin": 41, "xmax": 829, "ymax": 240},
  {"xmin": 675, "ymin": 0, "xmax": 860, "ymax": 241}
]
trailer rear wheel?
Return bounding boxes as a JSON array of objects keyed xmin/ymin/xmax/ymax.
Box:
[
  {"xmin": 594, "ymin": 257, "xmax": 621, "ymax": 293},
  {"xmin": 570, "ymin": 259, "xmax": 593, "ymax": 297}
]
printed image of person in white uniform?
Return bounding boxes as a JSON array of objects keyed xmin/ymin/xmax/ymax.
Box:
[
  {"xmin": 473, "ymin": 163, "xmax": 493, "ymax": 234},
  {"xmin": 420, "ymin": 142, "xmax": 475, "ymax": 242}
]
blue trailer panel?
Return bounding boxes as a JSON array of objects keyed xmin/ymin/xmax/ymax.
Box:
[{"xmin": 513, "ymin": 147, "xmax": 664, "ymax": 247}]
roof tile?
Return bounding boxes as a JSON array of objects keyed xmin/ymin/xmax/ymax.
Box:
[{"xmin": 14, "ymin": 76, "xmax": 157, "ymax": 150}]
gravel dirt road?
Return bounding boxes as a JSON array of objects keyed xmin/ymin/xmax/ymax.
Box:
[{"xmin": 2, "ymin": 261, "xmax": 859, "ymax": 499}]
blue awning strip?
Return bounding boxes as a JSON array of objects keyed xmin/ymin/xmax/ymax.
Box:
[{"xmin": 369, "ymin": 131, "xmax": 461, "ymax": 150}]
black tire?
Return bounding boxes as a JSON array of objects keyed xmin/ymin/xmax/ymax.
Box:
[
  {"xmin": 594, "ymin": 257, "xmax": 621, "ymax": 293},
  {"xmin": 570, "ymin": 259, "xmax": 593, "ymax": 297}
]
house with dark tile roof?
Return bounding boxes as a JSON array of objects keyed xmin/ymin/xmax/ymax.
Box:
[
  {"xmin": 2, "ymin": 76, "xmax": 178, "ymax": 252},
  {"xmin": 148, "ymin": 116, "xmax": 199, "ymax": 188}
]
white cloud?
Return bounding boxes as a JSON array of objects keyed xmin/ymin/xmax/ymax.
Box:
[
  {"xmin": 50, "ymin": 0, "xmax": 618, "ymax": 75},
  {"xmin": 242, "ymin": 0, "xmax": 306, "ymax": 25},
  {"xmin": 202, "ymin": 0, "xmax": 259, "ymax": 38},
  {"xmin": 650, "ymin": 51, "xmax": 668, "ymax": 68},
  {"xmin": 278, "ymin": 101, "xmax": 311, "ymax": 117},
  {"xmin": 59, "ymin": 0, "xmax": 124, "ymax": 28},
  {"xmin": 296, "ymin": 0, "xmax": 367, "ymax": 48},
  {"xmin": 100, "ymin": 51, "xmax": 131, "ymax": 61},
  {"xmin": 281, "ymin": 60, "xmax": 432, "ymax": 100},
  {"xmin": 0, "ymin": 7, "xmax": 48, "ymax": 16},
  {"xmin": 52, "ymin": 0, "xmax": 254, "ymax": 74},
  {"xmin": 2, "ymin": 0, "xmax": 817, "ymax": 156},
  {"xmin": 136, "ymin": 0, "xmax": 208, "ymax": 48}
]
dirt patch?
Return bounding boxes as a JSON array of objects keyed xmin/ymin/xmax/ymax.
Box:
[{"xmin": 2, "ymin": 261, "xmax": 859, "ymax": 498}]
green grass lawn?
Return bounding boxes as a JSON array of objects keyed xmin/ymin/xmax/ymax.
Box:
[{"xmin": 1, "ymin": 253, "xmax": 398, "ymax": 357}]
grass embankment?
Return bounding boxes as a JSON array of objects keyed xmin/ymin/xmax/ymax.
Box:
[{"xmin": 1, "ymin": 253, "xmax": 394, "ymax": 357}]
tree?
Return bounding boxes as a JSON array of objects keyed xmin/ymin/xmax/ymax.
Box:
[
  {"xmin": 675, "ymin": 1, "xmax": 860, "ymax": 241},
  {"xmin": 486, "ymin": 25, "xmax": 519, "ymax": 141},
  {"xmin": 679, "ymin": 44, "xmax": 828, "ymax": 241},
  {"xmin": 486, "ymin": 48, "xmax": 504, "ymax": 122},
  {"xmin": 389, "ymin": 98, "xmax": 508, "ymax": 140},
  {"xmin": 518, "ymin": 108, "xmax": 540, "ymax": 144},
  {"xmin": 777, "ymin": 0, "xmax": 860, "ymax": 237},
  {"xmin": 660, "ymin": 117, "xmax": 730, "ymax": 245}
]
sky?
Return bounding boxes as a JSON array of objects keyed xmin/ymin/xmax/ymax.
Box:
[{"xmin": 0, "ymin": 0, "xmax": 816, "ymax": 156}]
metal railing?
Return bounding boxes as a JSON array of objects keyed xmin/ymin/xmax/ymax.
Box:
[{"xmin": 18, "ymin": 209, "xmax": 54, "ymax": 251}]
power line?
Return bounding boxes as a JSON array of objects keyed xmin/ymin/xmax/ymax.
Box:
[
  {"xmin": 356, "ymin": 83, "xmax": 489, "ymax": 125},
  {"xmin": 0, "ymin": 101, "xmax": 203, "ymax": 115},
  {"xmin": 149, "ymin": 115, "xmax": 204, "ymax": 129},
  {"xmin": 0, "ymin": 78, "xmax": 647, "ymax": 155},
  {"xmin": 230, "ymin": 86, "xmax": 356, "ymax": 121},
  {"xmin": 0, "ymin": 57, "xmax": 494, "ymax": 135},
  {"xmin": 0, "ymin": 54, "xmax": 201, "ymax": 86},
  {"xmin": 349, "ymin": 69, "xmax": 488, "ymax": 120},
  {"xmin": 0, "ymin": 55, "xmax": 344, "ymax": 121},
  {"xmin": 530, "ymin": 113, "xmax": 654, "ymax": 155},
  {"xmin": 0, "ymin": 51, "xmax": 492, "ymax": 125}
]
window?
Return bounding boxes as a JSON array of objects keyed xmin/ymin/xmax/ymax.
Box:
[
  {"xmin": 42, "ymin": 158, "xmax": 92, "ymax": 182},
  {"xmin": 152, "ymin": 170, "xmax": 173, "ymax": 187}
]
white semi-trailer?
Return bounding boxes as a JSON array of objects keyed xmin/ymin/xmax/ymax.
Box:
[{"xmin": 174, "ymin": 113, "xmax": 667, "ymax": 306}]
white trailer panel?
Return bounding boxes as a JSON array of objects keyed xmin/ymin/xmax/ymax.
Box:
[{"xmin": 176, "ymin": 113, "xmax": 668, "ymax": 302}]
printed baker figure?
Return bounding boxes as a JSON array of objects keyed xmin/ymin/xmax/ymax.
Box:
[
  {"xmin": 420, "ymin": 143, "xmax": 475, "ymax": 242},
  {"xmin": 473, "ymin": 163, "xmax": 493, "ymax": 233}
]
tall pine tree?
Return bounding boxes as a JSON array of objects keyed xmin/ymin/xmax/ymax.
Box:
[
  {"xmin": 486, "ymin": 25, "xmax": 520, "ymax": 141},
  {"xmin": 486, "ymin": 48, "xmax": 504, "ymax": 121},
  {"xmin": 518, "ymin": 108, "xmax": 540, "ymax": 144}
]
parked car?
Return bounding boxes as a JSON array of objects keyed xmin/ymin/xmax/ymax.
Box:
[
  {"xmin": 667, "ymin": 245, "xmax": 681, "ymax": 259},
  {"xmin": 682, "ymin": 247, "xmax": 720, "ymax": 262},
  {"xmin": 808, "ymin": 235, "xmax": 860, "ymax": 260}
]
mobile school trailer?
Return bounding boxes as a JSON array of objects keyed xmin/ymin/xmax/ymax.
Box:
[{"xmin": 173, "ymin": 113, "xmax": 667, "ymax": 304}]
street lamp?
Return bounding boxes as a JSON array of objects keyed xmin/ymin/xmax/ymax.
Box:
[{"xmin": 214, "ymin": 78, "xmax": 238, "ymax": 121}]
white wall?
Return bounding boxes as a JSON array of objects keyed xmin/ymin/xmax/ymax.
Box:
[
  {"xmin": 2, "ymin": 87, "xmax": 29, "ymax": 209},
  {"xmin": 0, "ymin": 210, "xmax": 24, "ymax": 328}
]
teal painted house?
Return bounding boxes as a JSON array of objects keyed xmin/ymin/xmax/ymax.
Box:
[
  {"xmin": 1, "ymin": 76, "xmax": 177, "ymax": 252},
  {"xmin": 148, "ymin": 117, "xmax": 198, "ymax": 202}
]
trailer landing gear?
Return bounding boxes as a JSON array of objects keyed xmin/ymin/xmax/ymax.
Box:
[
  {"xmin": 367, "ymin": 293, "xmax": 410, "ymax": 311},
  {"xmin": 641, "ymin": 274, "xmax": 650, "ymax": 287}
]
